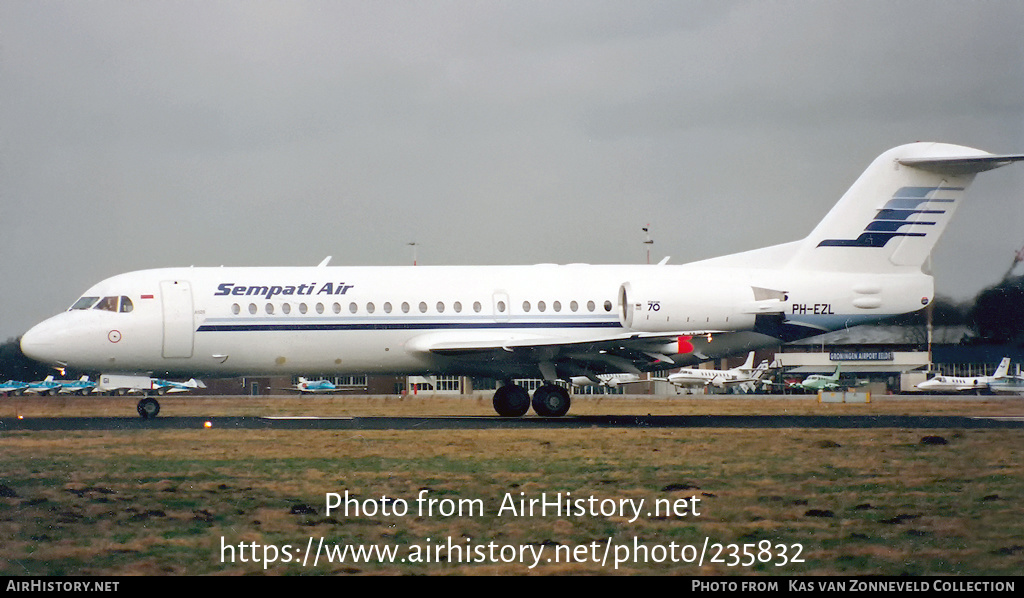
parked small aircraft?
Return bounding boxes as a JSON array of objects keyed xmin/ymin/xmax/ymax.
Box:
[
  {"xmin": 568, "ymin": 373, "xmax": 642, "ymax": 388},
  {"xmin": 0, "ymin": 380, "xmax": 29, "ymax": 395},
  {"xmin": 659, "ymin": 352, "xmax": 771, "ymax": 393},
  {"xmin": 149, "ymin": 378, "xmax": 206, "ymax": 395},
  {"xmin": 57, "ymin": 376, "xmax": 97, "ymax": 395},
  {"xmin": 23, "ymin": 376, "xmax": 63, "ymax": 395},
  {"xmin": 916, "ymin": 357, "xmax": 1013, "ymax": 393},
  {"xmin": 288, "ymin": 377, "xmax": 345, "ymax": 394},
  {"xmin": 788, "ymin": 366, "xmax": 845, "ymax": 392}
]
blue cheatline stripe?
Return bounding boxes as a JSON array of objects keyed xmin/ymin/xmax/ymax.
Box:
[{"xmin": 196, "ymin": 321, "xmax": 623, "ymax": 332}]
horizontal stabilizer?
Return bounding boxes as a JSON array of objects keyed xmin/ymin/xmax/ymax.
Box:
[{"xmin": 898, "ymin": 153, "xmax": 1024, "ymax": 175}]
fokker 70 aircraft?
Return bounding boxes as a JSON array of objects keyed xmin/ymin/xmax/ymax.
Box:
[{"xmin": 19, "ymin": 143, "xmax": 1024, "ymax": 418}]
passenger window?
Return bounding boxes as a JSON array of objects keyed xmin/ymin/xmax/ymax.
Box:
[
  {"xmin": 249, "ymin": 304, "xmax": 258, "ymax": 315},
  {"xmin": 266, "ymin": 303, "xmax": 275, "ymax": 315},
  {"xmin": 453, "ymin": 301, "xmax": 462, "ymax": 313},
  {"xmin": 587, "ymin": 301, "xmax": 596, "ymax": 312},
  {"xmin": 419, "ymin": 302, "xmax": 427, "ymax": 313},
  {"xmin": 402, "ymin": 302, "xmax": 410, "ymax": 313},
  {"xmin": 538, "ymin": 301, "xmax": 546, "ymax": 313},
  {"xmin": 119, "ymin": 297, "xmax": 134, "ymax": 313},
  {"xmin": 333, "ymin": 303, "xmax": 341, "ymax": 314},
  {"xmin": 553, "ymin": 301, "xmax": 561, "ymax": 312},
  {"xmin": 282, "ymin": 303, "xmax": 292, "ymax": 314},
  {"xmin": 496, "ymin": 301, "xmax": 506, "ymax": 313},
  {"xmin": 316, "ymin": 303, "xmax": 324, "ymax": 314},
  {"xmin": 300, "ymin": 303, "xmax": 308, "ymax": 314},
  {"xmin": 436, "ymin": 302, "xmax": 444, "ymax": 313},
  {"xmin": 367, "ymin": 302, "xmax": 375, "ymax": 314},
  {"xmin": 349, "ymin": 302, "xmax": 358, "ymax": 314},
  {"xmin": 384, "ymin": 302, "xmax": 393, "ymax": 314},
  {"xmin": 604, "ymin": 300, "xmax": 613, "ymax": 312},
  {"xmin": 523, "ymin": 301, "xmax": 531, "ymax": 312},
  {"xmin": 570, "ymin": 301, "xmax": 578, "ymax": 312},
  {"xmin": 473, "ymin": 301, "xmax": 482, "ymax": 313},
  {"xmin": 70, "ymin": 297, "xmax": 100, "ymax": 310},
  {"xmin": 232, "ymin": 303, "xmax": 241, "ymax": 315}
]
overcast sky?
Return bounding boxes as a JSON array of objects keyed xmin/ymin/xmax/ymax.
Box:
[{"xmin": 2, "ymin": 0, "xmax": 1023, "ymax": 340}]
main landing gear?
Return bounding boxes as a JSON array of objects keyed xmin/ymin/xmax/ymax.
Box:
[{"xmin": 492, "ymin": 383, "xmax": 571, "ymax": 417}]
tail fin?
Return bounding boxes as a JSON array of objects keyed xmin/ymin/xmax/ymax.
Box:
[
  {"xmin": 787, "ymin": 143, "xmax": 1024, "ymax": 273},
  {"xmin": 993, "ymin": 358, "xmax": 1011, "ymax": 378},
  {"xmin": 738, "ymin": 351, "xmax": 755, "ymax": 371}
]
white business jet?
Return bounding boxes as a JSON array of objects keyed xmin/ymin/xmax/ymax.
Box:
[
  {"xmin": 915, "ymin": 357, "xmax": 1013, "ymax": 393},
  {"xmin": 20, "ymin": 143, "xmax": 1024, "ymax": 418}
]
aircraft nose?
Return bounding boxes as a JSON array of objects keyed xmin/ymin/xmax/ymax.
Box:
[{"xmin": 21, "ymin": 318, "xmax": 62, "ymax": 363}]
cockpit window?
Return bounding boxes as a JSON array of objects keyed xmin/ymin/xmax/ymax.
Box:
[
  {"xmin": 88, "ymin": 296, "xmax": 135, "ymax": 313},
  {"xmin": 70, "ymin": 297, "xmax": 100, "ymax": 310},
  {"xmin": 94, "ymin": 296, "xmax": 120, "ymax": 312}
]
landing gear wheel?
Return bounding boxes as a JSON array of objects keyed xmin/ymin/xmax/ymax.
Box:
[
  {"xmin": 137, "ymin": 396, "xmax": 161, "ymax": 419},
  {"xmin": 493, "ymin": 384, "xmax": 530, "ymax": 417},
  {"xmin": 532, "ymin": 384, "xmax": 571, "ymax": 417}
]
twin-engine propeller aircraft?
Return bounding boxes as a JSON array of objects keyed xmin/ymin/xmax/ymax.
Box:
[
  {"xmin": 787, "ymin": 365, "xmax": 846, "ymax": 392},
  {"xmin": 19, "ymin": 143, "xmax": 1024, "ymax": 418},
  {"xmin": 657, "ymin": 352, "xmax": 771, "ymax": 393}
]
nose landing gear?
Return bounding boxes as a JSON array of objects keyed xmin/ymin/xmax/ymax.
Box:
[{"xmin": 137, "ymin": 396, "xmax": 160, "ymax": 419}]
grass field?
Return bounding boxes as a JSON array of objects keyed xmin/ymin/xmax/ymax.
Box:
[{"xmin": 1, "ymin": 394, "xmax": 1022, "ymax": 575}]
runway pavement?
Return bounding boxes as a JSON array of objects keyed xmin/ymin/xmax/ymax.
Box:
[{"xmin": 3, "ymin": 413, "xmax": 1023, "ymax": 431}]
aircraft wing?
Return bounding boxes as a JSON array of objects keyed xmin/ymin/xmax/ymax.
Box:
[
  {"xmin": 407, "ymin": 329, "xmax": 706, "ymax": 378},
  {"xmin": 716, "ymin": 378, "xmax": 758, "ymax": 387}
]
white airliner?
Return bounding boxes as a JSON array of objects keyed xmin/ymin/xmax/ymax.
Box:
[
  {"xmin": 915, "ymin": 357, "xmax": 1012, "ymax": 393},
  {"xmin": 19, "ymin": 143, "xmax": 1024, "ymax": 418},
  {"xmin": 659, "ymin": 352, "xmax": 771, "ymax": 393}
]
